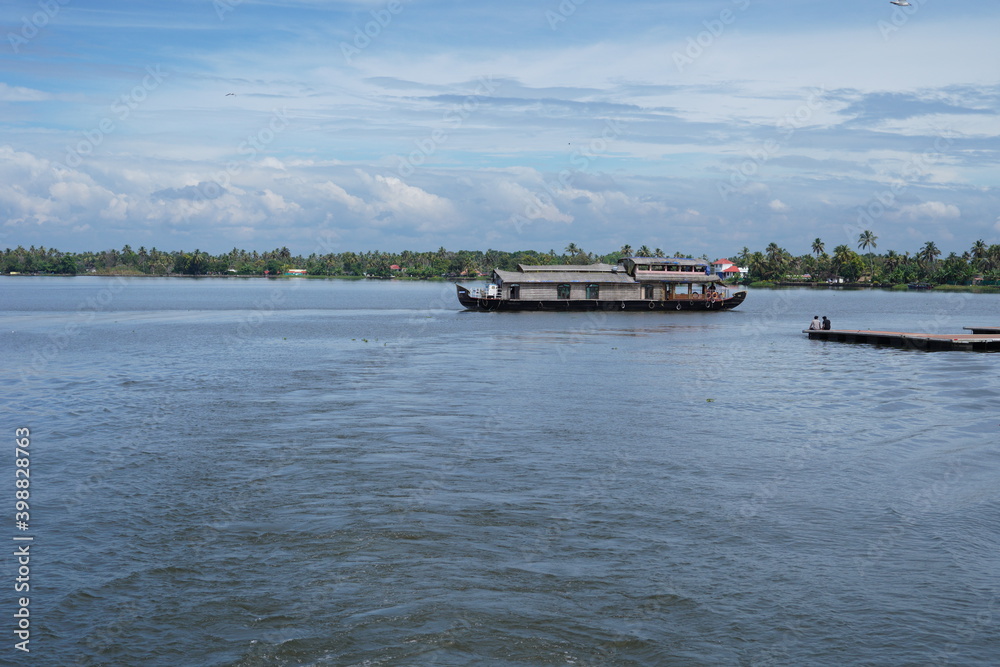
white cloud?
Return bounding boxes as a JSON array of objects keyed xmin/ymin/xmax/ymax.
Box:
[
  {"xmin": 258, "ymin": 189, "xmax": 298, "ymax": 215},
  {"xmin": 0, "ymin": 83, "xmax": 49, "ymax": 102},
  {"xmin": 358, "ymin": 172, "xmax": 457, "ymax": 229},
  {"xmin": 898, "ymin": 201, "xmax": 960, "ymax": 220},
  {"xmin": 258, "ymin": 157, "xmax": 287, "ymax": 170},
  {"xmin": 318, "ymin": 180, "xmax": 372, "ymax": 216},
  {"xmin": 491, "ymin": 180, "xmax": 573, "ymax": 225},
  {"xmin": 769, "ymin": 199, "xmax": 789, "ymax": 212}
]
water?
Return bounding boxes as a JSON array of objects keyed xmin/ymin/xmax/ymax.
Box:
[{"xmin": 2, "ymin": 277, "xmax": 999, "ymax": 666}]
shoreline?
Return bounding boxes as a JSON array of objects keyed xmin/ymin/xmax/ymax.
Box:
[
  {"xmin": 758, "ymin": 281, "xmax": 1000, "ymax": 293},
  {"xmin": 4, "ymin": 274, "xmax": 999, "ymax": 292},
  {"xmin": 0, "ymin": 273, "xmax": 461, "ymax": 281}
]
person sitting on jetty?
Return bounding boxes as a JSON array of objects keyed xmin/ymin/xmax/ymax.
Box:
[
  {"xmin": 822, "ymin": 316, "xmax": 831, "ymax": 330},
  {"xmin": 809, "ymin": 316, "xmax": 822, "ymax": 330}
]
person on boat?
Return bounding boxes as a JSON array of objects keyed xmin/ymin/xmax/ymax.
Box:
[
  {"xmin": 809, "ymin": 316, "xmax": 822, "ymax": 330},
  {"xmin": 822, "ymin": 316, "xmax": 831, "ymax": 330}
]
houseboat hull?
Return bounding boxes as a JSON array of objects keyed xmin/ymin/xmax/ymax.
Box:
[{"xmin": 457, "ymin": 285, "xmax": 747, "ymax": 312}]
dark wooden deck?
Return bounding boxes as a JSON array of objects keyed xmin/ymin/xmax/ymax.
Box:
[
  {"xmin": 804, "ymin": 329, "xmax": 1000, "ymax": 351},
  {"xmin": 963, "ymin": 326, "xmax": 1000, "ymax": 334}
]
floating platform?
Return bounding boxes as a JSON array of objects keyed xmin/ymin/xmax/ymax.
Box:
[
  {"xmin": 804, "ymin": 329, "xmax": 1000, "ymax": 351},
  {"xmin": 964, "ymin": 326, "xmax": 1000, "ymax": 334}
]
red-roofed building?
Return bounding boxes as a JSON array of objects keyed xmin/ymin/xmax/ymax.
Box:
[{"xmin": 711, "ymin": 259, "xmax": 746, "ymax": 280}]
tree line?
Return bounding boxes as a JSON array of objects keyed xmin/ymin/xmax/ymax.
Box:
[
  {"xmin": 0, "ymin": 244, "xmax": 646, "ymax": 277},
  {"xmin": 734, "ymin": 234, "xmax": 1000, "ymax": 285},
  {"xmin": 2, "ymin": 236, "xmax": 998, "ymax": 285}
]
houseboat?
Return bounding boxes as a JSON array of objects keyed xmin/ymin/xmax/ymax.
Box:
[{"xmin": 456, "ymin": 257, "xmax": 747, "ymax": 311}]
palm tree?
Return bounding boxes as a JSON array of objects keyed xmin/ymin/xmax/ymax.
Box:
[
  {"xmin": 734, "ymin": 246, "xmax": 751, "ymax": 267},
  {"xmin": 811, "ymin": 238, "xmax": 825, "ymax": 257},
  {"xmin": 857, "ymin": 230, "xmax": 878, "ymax": 282},
  {"xmin": 985, "ymin": 244, "xmax": 1000, "ymax": 273},
  {"xmin": 747, "ymin": 251, "xmax": 767, "ymax": 280},
  {"xmin": 884, "ymin": 249, "xmax": 901, "ymax": 273},
  {"xmin": 765, "ymin": 242, "xmax": 788, "ymax": 279},
  {"xmin": 919, "ymin": 241, "xmax": 940, "ymax": 265},
  {"xmin": 637, "ymin": 245, "xmax": 652, "ymax": 257},
  {"xmin": 564, "ymin": 243, "xmax": 580, "ymax": 256},
  {"xmin": 831, "ymin": 244, "xmax": 855, "ymax": 280},
  {"xmin": 971, "ymin": 239, "xmax": 988, "ymax": 271},
  {"xmin": 619, "ymin": 244, "xmax": 633, "ymax": 258}
]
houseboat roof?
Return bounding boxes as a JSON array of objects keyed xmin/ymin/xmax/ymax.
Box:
[
  {"xmin": 517, "ymin": 263, "xmax": 618, "ymax": 272},
  {"xmin": 494, "ymin": 268, "xmax": 635, "ymax": 284},
  {"xmin": 493, "ymin": 258, "xmax": 718, "ymax": 285},
  {"xmin": 624, "ymin": 256, "xmax": 706, "ymax": 264}
]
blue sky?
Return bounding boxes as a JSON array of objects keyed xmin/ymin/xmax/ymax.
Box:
[{"xmin": 2, "ymin": 0, "xmax": 998, "ymax": 257}]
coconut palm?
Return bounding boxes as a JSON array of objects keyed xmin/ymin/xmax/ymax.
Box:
[
  {"xmin": 986, "ymin": 244, "xmax": 1000, "ymax": 272},
  {"xmin": 764, "ymin": 242, "xmax": 789, "ymax": 279},
  {"xmin": 811, "ymin": 238, "xmax": 825, "ymax": 257},
  {"xmin": 857, "ymin": 230, "xmax": 878, "ymax": 282},
  {"xmin": 637, "ymin": 245, "xmax": 652, "ymax": 257},
  {"xmin": 619, "ymin": 244, "xmax": 633, "ymax": 258},
  {"xmin": 734, "ymin": 246, "xmax": 751, "ymax": 266},
  {"xmin": 971, "ymin": 239, "xmax": 988, "ymax": 270},
  {"xmin": 747, "ymin": 251, "xmax": 767, "ymax": 280},
  {"xmin": 884, "ymin": 249, "xmax": 901, "ymax": 273},
  {"xmin": 831, "ymin": 244, "xmax": 853, "ymax": 277},
  {"xmin": 919, "ymin": 241, "xmax": 941, "ymax": 265}
]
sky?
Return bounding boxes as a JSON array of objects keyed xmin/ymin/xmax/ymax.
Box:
[{"xmin": 1, "ymin": 0, "xmax": 999, "ymax": 257}]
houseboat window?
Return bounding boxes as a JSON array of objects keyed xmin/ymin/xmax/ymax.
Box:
[
  {"xmin": 557, "ymin": 283, "xmax": 571, "ymax": 299},
  {"xmin": 651, "ymin": 265, "xmax": 665, "ymax": 271},
  {"xmin": 643, "ymin": 284, "xmax": 654, "ymax": 299},
  {"xmin": 667, "ymin": 266, "xmax": 678, "ymax": 272},
  {"xmin": 510, "ymin": 284, "xmax": 520, "ymax": 299},
  {"xmin": 586, "ymin": 284, "xmax": 599, "ymax": 299},
  {"xmin": 636, "ymin": 264, "xmax": 649, "ymax": 271}
]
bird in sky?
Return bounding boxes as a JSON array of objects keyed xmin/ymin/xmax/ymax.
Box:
[
  {"xmin": 225, "ymin": 92, "xmax": 235, "ymax": 96},
  {"xmin": 889, "ymin": 0, "xmax": 911, "ymax": 6}
]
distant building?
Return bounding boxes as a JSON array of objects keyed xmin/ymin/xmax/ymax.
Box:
[
  {"xmin": 711, "ymin": 259, "xmax": 746, "ymax": 280},
  {"xmin": 389, "ymin": 264, "xmax": 401, "ymax": 271},
  {"xmin": 285, "ymin": 269, "xmax": 307, "ymax": 275}
]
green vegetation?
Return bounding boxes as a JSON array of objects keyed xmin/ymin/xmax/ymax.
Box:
[
  {"xmin": 733, "ymin": 234, "xmax": 1000, "ymax": 287},
  {"xmin": 3, "ymin": 236, "xmax": 999, "ymax": 288},
  {"xmin": 0, "ymin": 243, "xmax": 699, "ymax": 278}
]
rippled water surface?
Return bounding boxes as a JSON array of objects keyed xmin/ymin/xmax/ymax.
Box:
[{"xmin": 3, "ymin": 277, "xmax": 999, "ymax": 666}]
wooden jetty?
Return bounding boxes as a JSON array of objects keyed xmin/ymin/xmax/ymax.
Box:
[
  {"xmin": 963, "ymin": 326, "xmax": 1000, "ymax": 334},
  {"xmin": 804, "ymin": 329, "xmax": 1000, "ymax": 351}
]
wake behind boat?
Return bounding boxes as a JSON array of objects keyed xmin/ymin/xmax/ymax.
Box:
[{"xmin": 457, "ymin": 256, "xmax": 747, "ymax": 312}]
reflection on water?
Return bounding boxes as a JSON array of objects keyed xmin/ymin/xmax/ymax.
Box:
[{"xmin": 2, "ymin": 278, "xmax": 999, "ymax": 665}]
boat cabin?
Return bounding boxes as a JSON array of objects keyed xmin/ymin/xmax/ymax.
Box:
[{"xmin": 490, "ymin": 257, "xmax": 717, "ymax": 302}]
